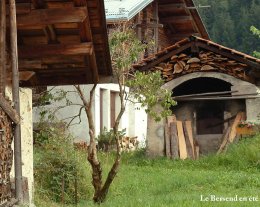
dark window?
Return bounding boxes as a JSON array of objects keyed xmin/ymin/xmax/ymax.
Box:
[
  {"xmin": 110, "ymin": 91, "xmax": 116, "ymax": 128},
  {"xmin": 197, "ymin": 102, "xmax": 224, "ymax": 134},
  {"xmin": 100, "ymin": 89, "xmax": 104, "ymax": 132}
]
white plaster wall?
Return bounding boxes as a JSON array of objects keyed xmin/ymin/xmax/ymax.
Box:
[
  {"xmin": 19, "ymin": 88, "xmax": 33, "ymax": 205},
  {"xmin": 34, "ymin": 84, "xmax": 147, "ymax": 146},
  {"xmin": 8, "ymin": 87, "xmax": 34, "ymax": 205}
]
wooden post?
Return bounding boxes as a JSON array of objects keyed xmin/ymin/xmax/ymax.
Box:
[
  {"xmin": 0, "ymin": 0, "xmax": 6, "ymax": 95},
  {"xmin": 164, "ymin": 125, "xmax": 171, "ymax": 158},
  {"xmin": 153, "ymin": 0, "xmax": 159, "ymax": 53},
  {"xmin": 9, "ymin": 0, "xmax": 23, "ymax": 203},
  {"xmin": 176, "ymin": 121, "xmax": 187, "ymax": 160},
  {"xmin": 169, "ymin": 122, "xmax": 179, "ymax": 159}
]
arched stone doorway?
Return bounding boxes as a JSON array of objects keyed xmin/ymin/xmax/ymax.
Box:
[{"xmin": 163, "ymin": 73, "xmax": 258, "ymax": 154}]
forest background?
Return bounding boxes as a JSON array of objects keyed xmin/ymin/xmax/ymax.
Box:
[{"xmin": 194, "ymin": 0, "xmax": 260, "ymax": 55}]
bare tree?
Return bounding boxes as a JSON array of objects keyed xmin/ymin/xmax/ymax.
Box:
[
  {"xmin": 73, "ymin": 25, "xmax": 175, "ymax": 203},
  {"xmin": 36, "ymin": 25, "xmax": 176, "ymax": 203}
]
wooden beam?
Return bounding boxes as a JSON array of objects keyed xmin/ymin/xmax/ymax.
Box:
[
  {"xmin": 0, "ymin": 0, "xmax": 6, "ymax": 94},
  {"xmin": 18, "ymin": 60, "xmax": 42, "ymax": 69},
  {"xmin": 172, "ymin": 33, "xmax": 200, "ymax": 39},
  {"xmin": 170, "ymin": 122, "xmax": 179, "ymax": 159},
  {"xmin": 17, "ymin": 7, "xmax": 87, "ymax": 28},
  {"xmin": 159, "ymin": 3, "xmax": 185, "ymax": 11},
  {"xmin": 6, "ymin": 3, "xmax": 31, "ymax": 15},
  {"xmin": 43, "ymin": 25, "xmax": 59, "ymax": 44},
  {"xmin": 32, "ymin": 0, "xmax": 46, "ymax": 9},
  {"xmin": 20, "ymin": 73, "xmax": 91, "ymax": 86},
  {"xmin": 19, "ymin": 71, "xmax": 35, "ymax": 81},
  {"xmin": 74, "ymin": 0, "xmax": 99, "ymax": 83},
  {"xmin": 18, "ymin": 42, "xmax": 93, "ymax": 58},
  {"xmin": 136, "ymin": 22, "xmax": 163, "ymax": 29},
  {"xmin": 32, "ymin": 0, "xmax": 59, "ymax": 44},
  {"xmin": 9, "ymin": 0, "xmax": 23, "ymax": 203},
  {"xmin": 174, "ymin": 95, "xmax": 260, "ymax": 101},
  {"xmin": 195, "ymin": 42, "xmax": 260, "ymax": 70},
  {"xmin": 160, "ymin": 16, "xmax": 192, "ymax": 23},
  {"xmin": 153, "ymin": 1, "xmax": 159, "ymax": 53},
  {"xmin": 172, "ymin": 91, "xmax": 237, "ymax": 99},
  {"xmin": 137, "ymin": 42, "xmax": 193, "ymax": 71},
  {"xmin": 177, "ymin": 121, "xmax": 187, "ymax": 160},
  {"xmin": 0, "ymin": 94, "xmax": 20, "ymax": 124}
]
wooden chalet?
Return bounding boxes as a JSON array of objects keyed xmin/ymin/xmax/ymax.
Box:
[
  {"xmin": 133, "ymin": 36, "xmax": 260, "ymax": 158},
  {"xmin": 105, "ymin": 0, "xmax": 209, "ymax": 54},
  {"xmin": 0, "ymin": 0, "xmax": 111, "ymax": 205}
]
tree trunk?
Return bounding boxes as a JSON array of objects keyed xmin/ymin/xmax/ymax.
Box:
[
  {"xmin": 75, "ymin": 81, "xmax": 126, "ymax": 203},
  {"xmin": 75, "ymin": 85, "xmax": 103, "ymax": 201}
]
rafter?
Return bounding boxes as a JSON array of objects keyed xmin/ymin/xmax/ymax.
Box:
[
  {"xmin": 19, "ymin": 43, "xmax": 93, "ymax": 58},
  {"xmin": 74, "ymin": 0, "xmax": 99, "ymax": 83},
  {"xmin": 160, "ymin": 16, "xmax": 192, "ymax": 23},
  {"xmin": 159, "ymin": 3, "xmax": 186, "ymax": 11},
  {"xmin": 17, "ymin": 7, "xmax": 87, "ymax": 28}
]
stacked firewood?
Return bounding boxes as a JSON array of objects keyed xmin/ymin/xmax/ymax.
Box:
[
  {"xmin": 152, "ymin": 51, "xmax": 250, "ymax": 82},
  {"xmin": 0, "ymin": 109, "xmax": 13, "ymax": 203},
  {"xmin": 97, "ymin": 136, "xmax": 139, "ymax": 152},
  {"xmin": 120, "ymin": 136, "xmax": 139, "ymax": 152}
]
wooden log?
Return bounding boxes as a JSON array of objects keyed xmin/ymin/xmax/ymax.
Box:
[
  {"xmin": 170, "ymin": 122, "xmax": 179, "ymax": 159},
  {"xmin": 172, "ymin": 91, "xmax": 237, "ymax": 99},
  {"xmin": 174, "ymin": 96, "xmax": 260, "ymax": 101},
  {"xmin": 164, "ymin": 125, "xmax": 171, "ymax": 158},
  {"xmin": 0, "ymin": 0, "xmax": 6, "ymax": 94},
  {"xmin": 9, "ymin": 0, "xmax": 23, "ymax": 202},
  {"xmin": 18, "ymin": 43, "xmax": 93, "ymax": 58},
  {"xmin": 187, "ymin": 57, "xmax": 200, "ymax": 63},
  {"xmin": 217, "ymin": 127, "xmax": 231, "ymax": 154},
  {"xmin": 229, "ymin": 112, "xmax": 244, "ymax": 143},
  {"xmin": 185, "ymin": 121, "xmax": 195, "ymax": 159},
  {"xmin": 0, "ymin": 95, "xmax": 20, "ymax": 124},
  {"xmin": 183, "ymin": 121, "xmax": 193, "ymax": 159},
  {"xmin": 17, "ymin": 7, "xmax": 87, "ymax": 28},
  {"xmin": 173, "ymin": 62, "xmax": 183, "ymax": 73},
  {"xmin": 176, "ymin": 121, "xmax": 187, "ymax": 160}
]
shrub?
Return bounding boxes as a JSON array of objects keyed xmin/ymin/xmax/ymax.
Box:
[{"xmin": 34, "ymin": 122, "xmax": 91, "ymax": 204}]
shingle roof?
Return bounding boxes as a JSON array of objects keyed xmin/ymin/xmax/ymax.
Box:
[
  {"xmin": 133, "ymin": 36, "xmax": 260, "ymax": 70},
  {"xmin": 105, "ymin": 0, "xmax": 153, "ymax": 22}
]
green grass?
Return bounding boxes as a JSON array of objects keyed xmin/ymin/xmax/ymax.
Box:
[{"xmin": 35, "ymin": 134, "xmax": 260, "ymax": 207}]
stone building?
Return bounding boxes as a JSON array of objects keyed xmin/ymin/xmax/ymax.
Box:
[{"xmin": 133, "ymin": 36, "xmax": 260, "ymax": 156}]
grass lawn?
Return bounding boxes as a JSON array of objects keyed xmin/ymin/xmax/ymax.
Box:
[{"xmin": 35, "ymin": 134, "xmax": 260, "ymax": 207}]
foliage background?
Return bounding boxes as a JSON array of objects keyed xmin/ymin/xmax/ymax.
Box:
[{"xmin": 195, "ymin": 0, "xmax": 260, "ymax": 55}]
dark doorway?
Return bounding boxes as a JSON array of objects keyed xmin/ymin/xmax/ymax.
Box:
[{"xmin": 197, "ymin": 102, "xmax": 224, "ymax": 134}]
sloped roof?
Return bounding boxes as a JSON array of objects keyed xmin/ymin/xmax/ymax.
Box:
[
  {"xmin": 133, "ymin": 36, "xmax": 260, "ymax": 83},
  {"xmin": 105, "ymin": 0, "xmax": 153, "ymax": 23},
  {"xmin": 105, "ymin": 0, "xmax": 209, "ymax": 43},
  {"xmin": 14, "ymin": 0, "xmax": 112, "ymax": 87}
]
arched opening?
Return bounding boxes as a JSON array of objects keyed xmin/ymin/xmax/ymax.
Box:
[
  {"xmin": 170, "ymin": 77, "xmax": 246, "ymax": 154},
  {"xmin": 172, "ymin": 77, "xmax": 232, "ymax": 96}
]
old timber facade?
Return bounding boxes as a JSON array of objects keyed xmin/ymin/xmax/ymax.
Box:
[{"xmin": 0, "ymin": 0, "xmax": 111, "ymax": 206}]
